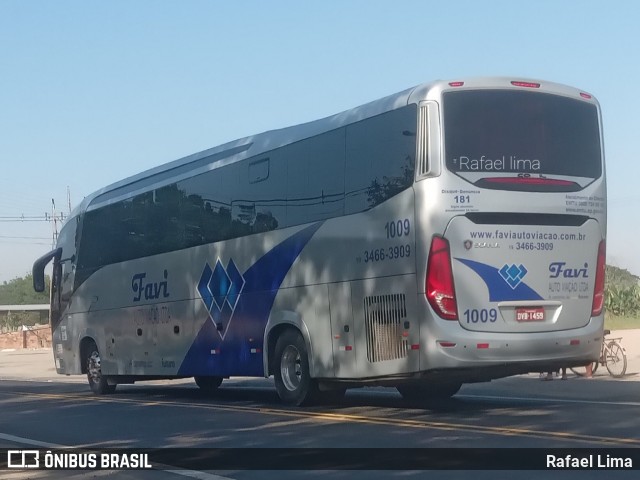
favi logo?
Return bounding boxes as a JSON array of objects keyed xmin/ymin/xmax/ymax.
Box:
[{"xmin": 499, "ymin": 263, "xmax": 528, "ymax": 289}]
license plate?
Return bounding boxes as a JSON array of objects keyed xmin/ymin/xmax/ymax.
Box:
[{"xmin": 515, "ymin": 307, "xmax": 545, "ymax": 322}]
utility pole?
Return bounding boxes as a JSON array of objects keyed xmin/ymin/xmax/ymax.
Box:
[
  {"xmin": 51, "ymin": 199, "xmax": 58, "ymax": 249},
  {"xmin": 47, "ymin": 190, "xmax": 70, "ymax": 248}
]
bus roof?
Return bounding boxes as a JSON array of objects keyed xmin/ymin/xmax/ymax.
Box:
[{"xmin": 68, "ymin": 77, "xmax": 595, "ymax": 221}]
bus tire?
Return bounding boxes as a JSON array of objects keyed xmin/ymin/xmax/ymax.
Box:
[
  {"xmin": 85, "ymin": 341, "xmax": 116, "ymax": 395},
  {"xmin": 194, "ymin": 376, "xmax": 223, "ymax": 391},
  {"xmin": 273, "ymin": 329, "xmax": 318, "ymax": 406}
]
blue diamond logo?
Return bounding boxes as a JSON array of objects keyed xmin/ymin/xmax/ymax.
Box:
[
  {"xmin": 197, "ymin": 263, "xmax": 214, "ymax": 312},
  {"xmin": 209, "ymin": 260, "xmax": 231, "ymax": 311},
  {"xmin": 499, "ymin": 263, "xmax": 528, "ymax": 289},
  {"xmin": 225, "ymin": 259, "xmax": 245, "ymax": 310},
  {"xmin": 197, "ymin": 256, "xmax": 247, "ymax": 335}
]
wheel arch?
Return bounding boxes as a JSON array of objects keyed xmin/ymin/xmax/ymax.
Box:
[
  {"xmin": 79, "ymin": 336, "xmax": 98, "ymax": 374},
  {"xmin": 263, "ymin": 310, "xmax": 314, "ymax": 378}
]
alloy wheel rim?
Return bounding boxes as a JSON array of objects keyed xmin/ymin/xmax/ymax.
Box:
[
  {"xmin": 88, "ymin": 351, "xmax": 102, "ymax": 384},
  {"xmin": 280, "ymin": 345, "xmax": 302, "ymax": 392}
]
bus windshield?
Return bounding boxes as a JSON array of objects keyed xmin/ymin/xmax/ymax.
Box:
[{"xmin": 443, "ymin": 90, "xmax": 602, "ymax": 191}]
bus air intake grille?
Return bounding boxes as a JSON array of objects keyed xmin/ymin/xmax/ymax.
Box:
[{"xmin": 364, "ymin": 294, "xmax": 408, "ymax": 363}]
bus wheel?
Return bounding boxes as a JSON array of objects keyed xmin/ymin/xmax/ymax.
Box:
[
  {"xmin": 85, "ymin": 342, "xmax": 116, "ymax": 395},
  {"xmin": 397, "ymin": 382, "xmax": 461, "ymax": 402},
  {"xmin": 274, "ymin": 330, "xmax": 318, "ymax": 406},
  {"xmin": 194, "ymin": 376, "xmax": 223, "ymax": 391}
]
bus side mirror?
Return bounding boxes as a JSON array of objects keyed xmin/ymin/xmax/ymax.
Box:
[{"xmin": 33, "ymin": 248, "xmax": 62, "ymax": 292}]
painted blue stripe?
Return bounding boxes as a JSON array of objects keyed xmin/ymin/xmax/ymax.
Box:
[
  {"xmin": 178, "ymin": 221, "xmax": 323, "ymax": 376},
  {"xmin": 455, "ymin": 258, "xmax": 543, "ymax": 302}
]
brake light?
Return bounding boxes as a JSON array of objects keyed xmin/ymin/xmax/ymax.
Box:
[
  {"xmin": 426, "ymin": 236, "xmax": 458, "ymax": 320},
  {"xmin": 580, "ymin": 92, "xmax": 592, "ymax": 99},
  {"xmin": 591, "ymin": 240, "xmax": 606, "ymax": 316},
  {"xmin": 511, "ymin": 81, "xmax": 541, "ymax": 88},
  {"xmin": 448, "ymin": 81, "xmax": 464, "ymax": 87}
]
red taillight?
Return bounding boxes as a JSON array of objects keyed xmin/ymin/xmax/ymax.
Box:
[
  {"xmin": 426, "ymin": 236, "xmax": 458, "ymax": 320},
  {"xmin": 580, "ymin": 92, "xmax": 593, "ymax": 99},
  {"xmin": 511, "ymin": 81, "xmax": 540, "ymax": 88},
  {"xmin": 591, "ymin": 240, "xmax": 606, "ymax": 316},
  {"xmin": 448, "ymin": 81, "xmax": 464, "ymax": 87}
]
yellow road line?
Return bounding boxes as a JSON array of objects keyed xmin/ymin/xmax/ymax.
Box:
[{"xmin": 4, "ymin": 389, "xmax": 639, "ymax": 446}]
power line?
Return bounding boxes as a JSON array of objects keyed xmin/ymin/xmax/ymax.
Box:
[
  {"xmin": 0, "ymin": 217, "xmax": 55, "ymax": 222},
  {"xmin": 0, "ymin": 235, "xmax": 51, "ymax": 240},
  {"xmin": 0, "ymin": 188, "xmax": 72, "ymax": 249},
  {"xmin": 0, "ymin": 240, "xmax": 51, "ymax": 246}
]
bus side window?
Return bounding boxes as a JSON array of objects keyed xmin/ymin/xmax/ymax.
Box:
[
  {"xmin": 249, "ymin": 158, "xmax": 270, "ymax": 183},
  {"xmin": 52, "ymin": 261, "xmax": 62, "ymax": 312},
  {"xmin": 345, "ymin": 105, "xmax": 417, "ymax": 215},
  {"xmin": 285, "ymin": 128, "xmax": 346, "ymax": 227}
]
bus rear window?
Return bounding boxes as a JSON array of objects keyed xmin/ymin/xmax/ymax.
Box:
[{"xmin": 444, "ymin": 90, "xmax": 602, "ymax": 191}]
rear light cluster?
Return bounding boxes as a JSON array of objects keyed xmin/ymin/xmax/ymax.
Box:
[
  {"xmin": 591, "ymin": 240, "xmax": 606, "ymax": 316},
  {"xmin": 426, "ymin": 236, "xmax": 458, "ymax": 320}
]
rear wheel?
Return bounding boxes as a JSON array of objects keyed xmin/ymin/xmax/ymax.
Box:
[
  {"xmin": 194, "ymin": 376, "xmax": 223, "ymax": 391},
  {"xmin": 604, "ymin": 343, "xmax": 627, "ymax": 378},
  {"xmin": 273, "ymin": 330, "xmax": 318, "ymax": 406},
  {"xmin": 85, "ymin": 342, "xmax": 116, "ymax": 394}
]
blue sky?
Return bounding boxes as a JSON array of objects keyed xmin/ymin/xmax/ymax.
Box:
[{"xmin": 1, "ymin": 0, "xmax": 639, "ymax": 283}]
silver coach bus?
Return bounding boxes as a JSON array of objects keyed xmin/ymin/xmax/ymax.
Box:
[{"xmin": 34, "ymin": 77, "xmax": 606, "ymax": 405}]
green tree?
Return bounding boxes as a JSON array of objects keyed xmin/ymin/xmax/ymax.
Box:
[
  {"xmin": 0, "ymin": 275, "xmax": 50, "ymax": 331},
  {"xmin": 0, "ymin": 274, "xmax": 50, "ymax": 304},
  {"xmin": 606, "ymin": 265, "xmax": 640, "ymax": 288},
  {"xmin": 605, "ymin": 265, "xmax": 640, "ymax": 317}
]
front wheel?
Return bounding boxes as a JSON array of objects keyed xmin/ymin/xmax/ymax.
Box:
[
  {"xmin": 273, "ymin": 330, "xmax": 318, "ymax": 406},
  {"xmin": 85, "ymin": 342, "xmax": 116, "ymax": 395},
  {"xmin": 605, "ymin": 343, "xmax": 627, "ymax": 378}
]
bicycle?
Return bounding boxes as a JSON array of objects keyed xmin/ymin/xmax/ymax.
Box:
[{"xmin": 570, "ymin": 329, "xmax": 627, "ymax": 378}]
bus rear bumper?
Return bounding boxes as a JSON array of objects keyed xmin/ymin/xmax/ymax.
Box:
[{"xmin": 421, "ymin": 318, "xmax": 604, "ymax": 380}]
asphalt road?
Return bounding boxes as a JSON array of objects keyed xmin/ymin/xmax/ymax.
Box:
[{"xmin": 1, "ymin": 329, "xmax": 639, "ymax": 479}]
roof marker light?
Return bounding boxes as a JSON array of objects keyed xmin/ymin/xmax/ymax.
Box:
[
  {"xmin": 580, "ymin": 92, "xmax": 593, "ymax": 99},
  {"xmin": 448, "ymin": 81, "xmax": 464, "ymax": 87},
  {"xmin": 511, "ymin": 81, "xmax": 540, "ymax": 88}
]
